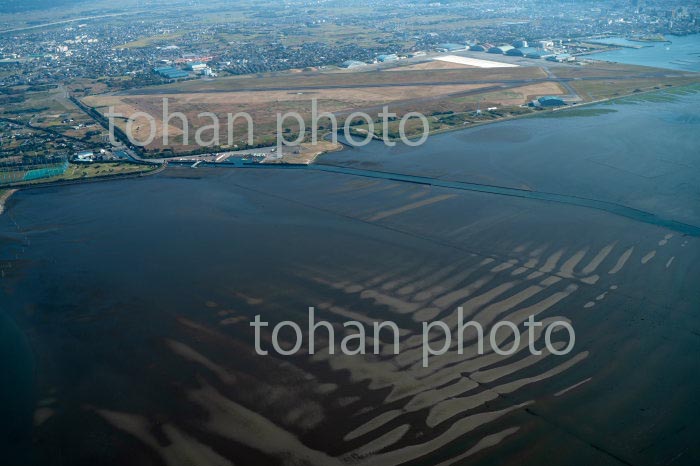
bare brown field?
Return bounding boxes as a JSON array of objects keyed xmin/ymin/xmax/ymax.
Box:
[
  {"xmin": 451, "ymin": 82, "xmax": 566, "ymax": 106},
  {"xmin": 392, "ymin": 60, "xmax": 477, "ymax": 71},
  {"xmin": 93, "ymin": 83, "xmax": 493, "ymax": 108},
  {"xmin": 83, "ymin": 81, "xmax": 509, "ymax": 153},
  {"xmin": 271, "ymin": 140, "xmax": 343, "ymax": 164},
  {"xmin": 80, "ymin": 60, "xmax": 697, "ymax": 155}
]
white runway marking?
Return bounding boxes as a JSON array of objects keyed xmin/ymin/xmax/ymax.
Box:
[{"xmin": 434, "ymin": 55, "xmax": 520, "ymax": 68}]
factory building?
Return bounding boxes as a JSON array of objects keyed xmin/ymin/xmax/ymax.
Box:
[
  {"xmin": 506, "ymin": 47, "xmax": 554, "ymax": 59},
  {"xmin": 506, "ymin": 47, "xmax": 537, "ymax": 56},
  {"xmin": 153, "ymin": 66, "xmax": 189, "ymax": 79},
  {"xmin": 488, "ymin": 45, "xmax": 514, "ymax": 54},
  {"xmin": 527, "ymin": 50, "xmax": 554, "ymax": 59},
  {"xmin": 74, "ymin": 150, "xmax": 94, "ymax": 162},
  {"xmin": 341, "ymin": 60, "xmax": 367, "ymax": 69},
  {"xmin": 537, "ymin": 96, "xmax": 566, "ymax": 107},
  {"xmin": 187, "ymin": 62, "xmax": 208, "ymax": 71},
  {"xmin": 546, "ymin": 53, "xmax": 575, "ymax": 62},
  {"xmin": 512, "ymin": 40, "xmax": 529, "ymax": 48},
  {"xmin": 470, "ymin": 43, "xmax": 494, "ymax": 52},
  {"xmin": 436, "ymin": 43, "xmax": 468, "ymax": 52},
  {"xmin": 376, "ymin": 54, "xmax": 399, "ymax": 62}
]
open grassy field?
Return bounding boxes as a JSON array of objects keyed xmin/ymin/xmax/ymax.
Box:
[
  {"xmin": 116, "ymin": 31, "xmax": 186, "ymax": 49},
  {"xmin": 568, "ymin": 76, "xmax": 699, "ymax": 101},
  {"xmin": 0, "ymin": 163, "xmax": 157, "ymax": 191},
  {"xmin": 551, "ymin": 60, "xmax": 677, "ymax": 78},
  {"xmin": 1, "ymin": 85, "xmax": 109, "ymax": 144},
  {"xmin": 83, "ymin": 65, "xmax": 552, "ymax": 154},
  {"xmin": 278, "ymin": 24, "xmax": 392, "ymax": 48},
  {"xmin": 54, "ymin": 162, "xmax": 157, "ymax": 181},
  {"xmin": 391, "ymin": 60, "xmax": 478, "ymax": 71}
]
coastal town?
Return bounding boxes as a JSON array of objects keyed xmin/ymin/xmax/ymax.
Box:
[{"xmin": 1, "ymin": 0, "xmax": 698, "ymax": 87}]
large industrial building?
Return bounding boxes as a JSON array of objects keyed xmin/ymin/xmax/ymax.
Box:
[
  {"xmin": 507, "ymin": 47, "xmax": 536, "ymax": 56},
  {"xmin": 376, "ymin": 54, "xmax": 399, "ymax": 62},
  {"xmin": 506, "ymin": 47, "xmax": 554, "ymax": 59},
  {"xmin": 488, "ymin": 45, "xmax": 514, "ymax": 54},
  {"xmin": 186, "ymin": 62, "xmax": 208, "ymax": 71},
  {"xmin": 547, "ymin": 53, "xmax": 575, "ymax": 62},
  {"xmin": 341, "ymin": 60, "xmax": 367, "ymax": 68},
  {"xmin": 153, "ymin": 66, "xmax": 189, "ymax": 79},
  {"xmin": 436, "ymin": 43, "xmax": 468, "ymax": 52},
  {"xmin": 537, "ymin": 96, "xmax": 566, "ymax": 107},
  {"xmin": 470, "ymin": 43, "xmax": 494, "ymax": 52}
]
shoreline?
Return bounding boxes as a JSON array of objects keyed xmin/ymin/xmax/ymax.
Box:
[
  {"xmin": 339, "ymin": 81, "xmax": 698, "ymax": 147},
  {"xmin": 0, "ymin": 189, "xmax": 18, "ymax": 216},
  {"xmin": 0, "ymin": 163, "xmax": 165, "ymax": 196},
  {"xmin": 140, "ymin": 82, "xmax": 700, "ymax": 168},
  {"xmin": 3, "ymin": 84, "xmax": 696, "ymax": 193}
]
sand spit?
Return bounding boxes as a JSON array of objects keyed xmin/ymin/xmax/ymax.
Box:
[
  {"xmin": 658, "ymin": 234, "xmax": 673, "ymax": 246},
  {"xmin": 92, "ymin": 239, "xmax": 637, "ymax": 465},
  {"xmin": 166, "ymin": 339, "xmax": 237, "ymax": 385},
  {"xmin": 555, "ymin": 377, "xmax": 593, "ymax": 397},
  {"xmin": 641, "ymin": 250, "xmax": 657, "ymax": 264},
  {"xmin": 609, "ymin": 247, "xmax": 634, "ymax": 274},
  {"xmin": 365, "ymin": 403, "xmax": 531, "ymax": 465},
  {"xmin": 188, "ymin": 382, "xmax": 341, "ymax": 466},
  {"xmin": 367, "ymin": 194, "xmax": 456, "ymax": 221},
  {"xmin": 581, "ymin": 243, "xmax": 616, "ymax": 275},
  {"xmin": 351, "ymin": 424, "xmax": 411, "ymax": 458},
  {"xmin": 433, "ymin": 427, "xmax": 521, "ymax": 466},
  {"xmin": 559, "ymin": 249, "xmax": 588, "ymax": 277},
  {"xmin": 344, "ymin": 410, "xmax": 403, "ymax": 441},
  {"xmin": 0, "ymin": 189, "xmax": 17, "ymax": 215},
  {"xmin": 95, "ymin": 409, "xmax": 235, "ymax": 466},
  {"xmin": 261, "ymin": 246, "xmax": 598, "ymax": 465}
]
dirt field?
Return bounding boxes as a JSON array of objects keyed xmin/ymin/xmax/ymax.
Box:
[
  {"xmin": 451, "ymin": 82, "xmax": 566, "ymax": 106},
  {"xmin": 392, "ymin": 60, "xmax": 477, "ymax": 71},
  {"xmin": 83, "ymin": 81, "xmax": 511, "ymax": 152},
  {"xmin": 80, "ymin": 60, "xmax": 696, "ymax": 155}
]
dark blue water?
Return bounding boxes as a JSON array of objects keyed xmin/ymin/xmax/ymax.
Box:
[
  {"xmin": 0, "ymin": 311, "xmax": 35, "ymax": 465},
  {"xmin": 1, "ymin": 87, "xmax": 700, "ymax": 466},
  {"xmin": 321, "ymin": 89, "xmax": 700, "ymax": 227}
]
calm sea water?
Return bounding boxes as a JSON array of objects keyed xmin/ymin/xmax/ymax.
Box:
[
  {"xmin": 1, "ymin": 91, "xmax": 699, "ymax": 465},
  {"xmin": 324, "ymin": 91, "xmax": 700, "ymax": 226},
  {"xmin": 592, "ymin": 34, "xmax": 700, "ymax": 71}
]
